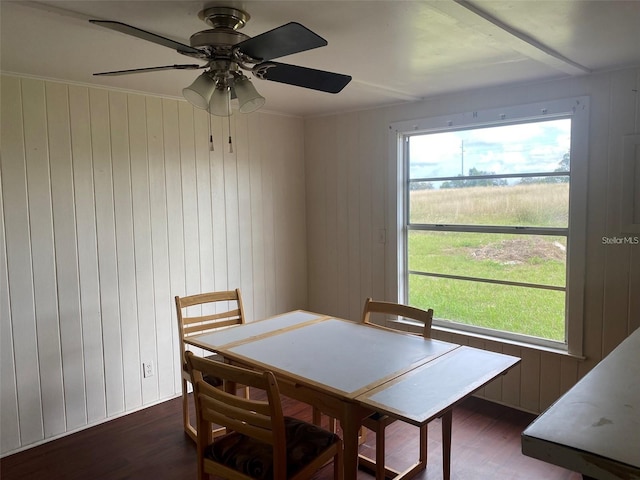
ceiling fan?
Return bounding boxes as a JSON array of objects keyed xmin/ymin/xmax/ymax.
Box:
[{"xmin": 90, "ymin": 6, "xmax": 352, "ymax": 115}]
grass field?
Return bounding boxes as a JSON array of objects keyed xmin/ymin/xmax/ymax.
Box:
[{"xmin": 408, "ymin": 183, "xmax": 569, "ymax": 341}]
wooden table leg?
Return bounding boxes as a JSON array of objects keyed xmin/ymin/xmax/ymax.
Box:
[
  {"xmin": 442, "ymin": 410, "xmax": 453, "ymax": 480},
  {"xmin": 341, "ymin": 407, "xmax": 361, "ymax": 480}
]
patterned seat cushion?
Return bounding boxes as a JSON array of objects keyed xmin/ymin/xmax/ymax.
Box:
[{"xmin": 204, "ymin": 416, "xmax": 340, "ymax": 479}]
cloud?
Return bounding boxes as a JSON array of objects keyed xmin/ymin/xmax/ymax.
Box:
[{"xmin": 409, "ymin": 118, "xmax": 571, "ymax": 181}]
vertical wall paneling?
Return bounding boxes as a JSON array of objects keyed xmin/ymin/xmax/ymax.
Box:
[
  {"xmin": 45, "ymin": 82, "xmax": 87, "ymax": 430},
  {"xmin": 0, "ymin": 187, "xmax": 20, "ymax": 449},
  {"xmin": 578, "ymin": 74, "xmax": 611, "ymax": 377},
  {"xmin": 90, "ymin": 87, "xmax": 125, "ymax": 416},
  {"xmin": 358, "ymin": 112, "xmax": 373, "ymax": 304},
  {"xmin": 22, "ymin": 78, "xmax": 67, "ymax": 438},
  {"xmin": 110, "ymin": 92, "xmax": 142, "ymax": 411},
  {"xmin": 323, "ymin": 117, "xmax": 340, "ymax": 315},
  {"xmin": 519, "ymin": 350, "xmax": 540, "ymax": 412},
  {"xmin": 193, "ymin": 110, "xmax": 215, "ymax": 301},
  {"xmin": 178, "ymin": 102, "xmax": 201, "ymax": 302},
  {"xmin": 223, "ymin": 115, "xmax": 241, "ymax": 291},
  {"xmin": 601, "ymin": 70, "xmax": 637, "ymax": 356},
  {"xmin": 248, "ymin": 113, "xmax": 266, "ymax": 321},
  {"xmin": 304, "ymin": 116, "xmax": 330, "ymax": 313},
  {"xmin": 259, "ymin": 116, "xmax": 276, "ymax": 315},
  {"xmin": 161, "ymin": 99, "xmax": 185, "ymax": 392},
  {"xmin": 2, "ymin": 75, "xmax": 307, "ymax": 455},
  {"xmin": 146, "ymin": 96, "xmax": 174, "ymax": 399},
  {"xmin": 483, "ymin": 340, "xmax": 504, "ymax": 402},
  {"xmin": 364, "ymin": 111, "xmax": 387, "ymax": 301},
  {"xmin": 467, "ymin": 338, "xmax": 487, "ymax": 398},
  {"xmin": 559, "ymin": 356, "xmax": 579, "ymax": 394},
  {"xmin": 277, "ymin": 116, "xmax": 307, "ymax": 310},
  {"xmin": 128, "ymin": 93, "xmax": 158, "ymax": 404},
  {"xmin": 69, "ymin": 85, "xmax": 106, "ymax": 422},
  {"xmin": 270, "ymin": 117, "xmax": 286, "ymax": 310},
  {"xmin": 334, "ymin": 117, "xmax": 350, "ymax": 318},
  {"xmin": 210, "ymin": 115, "xmax": 229, "ymax": 294},
  {"xmin": 235, "ymin": 112, "xmax": 255, "ymax": 319},
  {"xmin": 630, "ymin": 247, "xmax": 640, "ymax": 333},
  {"xmin": 2, "ymin": 77, "xmax": 44, "ymax": 447},
  {"xmin": 539, "ymin": 353, "xmax": 561, "ymax": 411},
  {"xmin": 343, "ymin": 113, "xmax": 362, "ymax": 320},
  {"xmin": 500, "ymin": 345, "xmax": 522, "ymax": 407}
]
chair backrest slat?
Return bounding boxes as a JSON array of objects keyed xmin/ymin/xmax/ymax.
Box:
[
  {"xmin": 182, "ymin": 309, "xmax": 242, "ymax": 326},
  {"xmin": 183, "ymin": 317, "xmax": 242, "ymax": 336},
  {"xmin": 175, "ymin": 288, "xmax": 245, "ymax": 357},
  {"xmin": 361, "ymin": 297, "xmax": 433, "ymax": 338}
]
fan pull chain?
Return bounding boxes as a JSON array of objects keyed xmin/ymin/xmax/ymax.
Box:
[
  {"xmin": 227, "ymin": 93, "xmax": 233, "ymax": 153},
  {"xmin": 208, "ymin": 113, "xmax": 214, "ymax": 151}
]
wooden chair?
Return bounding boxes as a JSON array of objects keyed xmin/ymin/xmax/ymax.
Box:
[
  {"xmin": 175, "ymin": 289, "xmax": 245, "ymax": 442},
  {"xmin": 359, "ymin": 298, "xmax": 434, "ymax": 480},
  {"xmin": 185, "ymin": 351, "xmax": 344, "ymax": 480}
]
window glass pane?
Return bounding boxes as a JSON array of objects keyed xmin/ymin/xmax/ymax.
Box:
[
  {"xmin": 408, "ymin": 118, "xmax": 571, "ymax": 179},
  {"xmin": 409, "ymin": 180, "xmax": 569, "ymax": 227},
  {"xmin": 408, "ymin": 275, "xmax": 565, "ymax": 341},
  {"xmin": 408, "ymin": 231, "xmax": 566, "ymax": 287}
]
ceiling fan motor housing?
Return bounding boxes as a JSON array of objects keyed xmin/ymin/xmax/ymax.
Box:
[
  {"xmin": 190, "ymin": 28, "xmax": 249, "ymax": 48},
  {"xmin": 191, "ymin": 7, "xmax": 251, "ymax": 52}
]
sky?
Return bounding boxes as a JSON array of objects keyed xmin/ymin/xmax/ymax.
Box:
[{"xmin": 408, "ymin": 118, "xmax": 571, "ymax": 182}]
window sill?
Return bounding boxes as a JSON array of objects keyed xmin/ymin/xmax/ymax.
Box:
[{"xmin": 388, "ymin": 318, "xmax": 586, "ymax": 361}]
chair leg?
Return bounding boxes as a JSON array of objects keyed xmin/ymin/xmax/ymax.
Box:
[
  {"xmin": 312, "ymin": 408, "xmax": 338, "ymax": 433},
  {"xmin": 442, "ymin": 410, "xmax": 453, "ymax": 480},
  {"xmin": 375, "ymin": 425, "xmax": 386, "ymax": 480},
  {"xmin": 312, "ymin": 407, "xmax": 322, "ymax": 426},
  {"xmin": 182, "ymin": 377, "xmax": 197, "ymax": 442}
]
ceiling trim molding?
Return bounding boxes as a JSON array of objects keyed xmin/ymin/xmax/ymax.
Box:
[{"xmin": 432, "ymin": 0, "xmax": 591, "ymax": 76}]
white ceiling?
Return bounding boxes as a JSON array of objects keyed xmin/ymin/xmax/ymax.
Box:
[{"xmin": 2, "ymin": 0, "xmax": 640, "ymax": 117}]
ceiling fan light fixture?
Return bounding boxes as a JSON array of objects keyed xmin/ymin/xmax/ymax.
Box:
[
  {"xmin": 182, "ymin": 73, "xmax": 215, "ymax": 110},
  {"xmin": 208, "ymin": 86, "xmax": 231, "ymax": 116},
  {"xmin": 234, "ymin": 76, "xmax": 265, "ymax": 113}
]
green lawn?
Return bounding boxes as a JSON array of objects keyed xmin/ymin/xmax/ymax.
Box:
[{"xmin": 408, "ymin": 184, "xmax": 569, "ymax": 342}]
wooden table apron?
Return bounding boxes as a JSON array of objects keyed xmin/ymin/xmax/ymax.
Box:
[{"xmin": 186, "ymin": 310, "xmax": 519, "ymax": 479}]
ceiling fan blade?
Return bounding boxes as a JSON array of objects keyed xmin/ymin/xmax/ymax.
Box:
[
  {"xmin": 255, "ymin": 62, "xmax": 351, "ymax": 93},
  {"xmin": 237, "ymin": 22, "xmax": 327, "ymax": 61},
  {"xmin": 89, "ymin": 20, "xmax": 206, "ymax": 58},
  {"xmin": 93, "ymin": 64, "xmax": 203, "ymax": 76}
]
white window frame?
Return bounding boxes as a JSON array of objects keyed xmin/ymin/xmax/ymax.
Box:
[{"xmin": 390, "ymin": 96, "xmax": 589, "ymax": 356}]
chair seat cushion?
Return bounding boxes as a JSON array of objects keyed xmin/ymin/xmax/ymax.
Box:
[{"xmin": 205, "ymin": 416, "xmax": 339, "ymax": 479}]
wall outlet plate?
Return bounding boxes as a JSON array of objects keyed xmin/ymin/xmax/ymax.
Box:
[{"xmin": 143, "ymin": 362, "xmax": 154, "ymax": 378}]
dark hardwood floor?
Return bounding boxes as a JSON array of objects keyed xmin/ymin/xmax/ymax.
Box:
[{"xmin": 1, "ymin": 394, "xmax": 580, "ymax": 479}]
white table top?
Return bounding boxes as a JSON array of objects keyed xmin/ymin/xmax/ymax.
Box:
[
  {"xmin": 188, "ymin": 310, "xmax": 325, "ymax": 349},
  {"xmin": 358, "ymin": 346, "xmax": 520, "ymax": 426},
  {"xmin": 187, "ymin": 311, "xmax": 520, "ymax": 426},
  {"xmin": 226, "ymin": 317, "xmax": 458, "ymax": 398},
  {"xmin": 522, "ymin": 327, "xmax": 640, "ymax": 479}
]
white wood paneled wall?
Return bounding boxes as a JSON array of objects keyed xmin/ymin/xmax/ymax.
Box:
[
  {"xmin": 0, "ymin": 75, "xmax": 307, "ymax": 455},
  {"xmin": 304, "ymin": 66, "xmax": 640, "ymax": 413}
]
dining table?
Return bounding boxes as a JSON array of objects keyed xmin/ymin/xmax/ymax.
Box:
[{"xmin": 185, "ymin": 310, "xmax": 520, "ymax": 480}]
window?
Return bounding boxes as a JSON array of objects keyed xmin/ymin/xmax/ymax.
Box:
[{"xmin": 393, "ymin": 97, "xmax": 588, "ymax": 353}]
